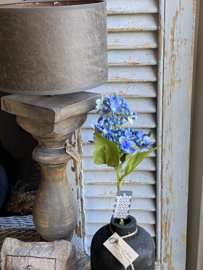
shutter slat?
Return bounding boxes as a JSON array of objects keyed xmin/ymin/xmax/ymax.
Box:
[
  {"xmin": 85, "ymin": 198, "xmax": 156, "ymax": 211},
  {"xmin": 108, "ymin": 49, "xmax": 157, "ymax": 66},
  {"xmin": 87, "ymin": 83, "xmax": 157, "ymax": 98},
  {"xmin": 83, "ymin": 171, "xmax": 156, "ymax": 185},
  {"xmin": 83, "ymin": 157, "xmax": 156, "ymax": 171},
  {"xmin": 108, "ymin": 66, "xmax": 157, "ymax": 82},
  {"xmin": 84, "ymin": 184, "xmax": 156, "ymax": 198},
  {"xmin": 108, "ymin": 14, "xmax": 158, "ymax": 32},
  {"xmin": 83, "ymin": 113, "xmax": 156, "ymax": 129},
  {"xmin": 107, "ymin": 0, "xmax": 158, "ymax": 14},
  {"xmin": 108, "ymin": 32, "xmax": 158, "ymax": 49},
  {"xmin": 139, "ymin": 224, "xmax": 156, "ymax": 236},
  {"xmin": 85, "ymin": 210, "xmax": 156, "ymax": 224},
  {"xmin": 125, "ymin": 98, "xmax": 157, "ymax": 112}
]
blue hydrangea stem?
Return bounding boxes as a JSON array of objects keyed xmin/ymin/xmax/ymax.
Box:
[
  {"xmin": 116, "ymin": 167, "xmax": 122, "ymax": 191},
  {"xmin": 116, "ymin": 167, "xmax": 125, "ymax": 225},
  {"xmin": 119, "ymin": 219, "xmax": 124, "ymax": 225},
  {"xmin": 118, "ymin": 180, "xmax": 122, "ymax": 191}
]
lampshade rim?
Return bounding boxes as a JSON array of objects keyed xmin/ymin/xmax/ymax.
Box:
[
  {"xmin": 0, "ymin": 78, "xmax": 108, "ymax": 96},
  {"xmin": 0, "ymin": 0, "xmax": 106, "ymax": 12}
]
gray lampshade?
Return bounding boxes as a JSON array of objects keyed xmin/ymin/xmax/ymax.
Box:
[{"xmin": 0, "ymin": 1, "xmax": 108, "ymax": 95}]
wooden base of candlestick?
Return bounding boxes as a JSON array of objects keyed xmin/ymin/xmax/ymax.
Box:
[{"xmin": 1, "ymin": 91, "xmax": 100, "ymax": 269}]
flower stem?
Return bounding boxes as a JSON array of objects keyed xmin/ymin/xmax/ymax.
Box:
[
  {"xmin": 118, "ymin": 180, "xmax": 122, "ymax": 191},
  {"xmin": 116, "ymin": 166, "xmax": 124, "ymax": 225},
  {"xmin": 119, "ymin": 219, "xmax": 124, "ymax": 225},
  {"xmin": 117, "ymin": 168, "xmax": 122, "ymax": 191}
]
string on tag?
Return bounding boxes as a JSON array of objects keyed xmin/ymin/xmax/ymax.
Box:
[
  {"xmin": 110, "ymin": 225, "xmax": 138, "ymax": 270},
  {"xmin": 66, "ymin": 143, "xmax": 82, "ymax": 171}
]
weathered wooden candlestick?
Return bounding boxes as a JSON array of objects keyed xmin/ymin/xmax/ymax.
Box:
[{"xmin": 1, "ymin": 91, "xmax": 100, "ymax": 244}]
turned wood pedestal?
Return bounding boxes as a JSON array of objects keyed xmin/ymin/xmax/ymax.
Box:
[{"xmin": 1, "ymin": 91, "xmax": 100, "ymax": 269}]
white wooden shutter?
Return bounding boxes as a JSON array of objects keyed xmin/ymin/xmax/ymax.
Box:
[
  {"xmin": 81, "ymin": 0, "xmax": 160, "ymax": 258},
  {"xmin": 69, "ymin": 0, "xmax": 195, "ymax": 269}
]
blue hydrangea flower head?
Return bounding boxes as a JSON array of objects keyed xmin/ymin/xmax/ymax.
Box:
[
  {"xmin": 107, "ymin": 95, "xmax": 121, "ymax": 114},
  {"xmin": 91, "ymin": 92, "xmax": 152, "ymax": 152},
  {"xmin": 136, "ymin": 130, "xmax": 144, "ymax": 139},
  {"xmin": 125, "ymin": 130, "xmax": 135, "ymax": 140},
  {"xmin": 119, "ymin": 136, "xmax": 136, "ymax": 154},
  {"xmin": 95, "ymin": 97, "xmax": 104, "ymax": 111},
  {"xmin": 143, "ymin": 136, "xmax": 153, "ymax": 147},
  {"xmin": 97, "ymin": 117, "xmax": 104, "ymax": 127}
]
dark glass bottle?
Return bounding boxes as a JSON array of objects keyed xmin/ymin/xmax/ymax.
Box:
[{"xmin": 91, "ymin": 215, "xmax": 155, "ymax": 270}]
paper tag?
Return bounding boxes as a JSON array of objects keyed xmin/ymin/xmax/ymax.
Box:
[
  {"xmin": 66, "ymin": 143, "xmax": 82, "ymax": 171},
  {"xmin": 103, "ymin": 232, "xmax": 139, "ymax": 267},
  {"xmin": 112, "ymin": 191, "xmax": 133, "ymax": 219}
]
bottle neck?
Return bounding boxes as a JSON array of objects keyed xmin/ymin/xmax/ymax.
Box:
[{"xmin": 110, "ymin": 215, "xmax": 137, "ymax": 237}]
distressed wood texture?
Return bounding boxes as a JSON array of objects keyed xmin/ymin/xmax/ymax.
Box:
[
  {"xmin": 160, "ymin": 0, "xmax": 195, "ymax": 269},
  {"xmin": 107, "ymin": 0, "xmax": 159, "ymax": 14}
]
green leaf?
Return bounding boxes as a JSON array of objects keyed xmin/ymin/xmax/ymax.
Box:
[
  {"xmin": 93, "ymin": 145, "xmax": 106, "ymax": 165},
  {"xmin": 120, "ymin": 154, "xmax": 132, "ymax": 165},
  {"xmin": 120, "ymin": 146, "xmax": 160, "ymax": 181},
  {"xmin": 120, "ymin": 153, "xmax": 126, "ymax": 163},
  {"xmin": 123, "ymin": 153, "xmax": 133, "ymax": 164},
  {"xmin": 147, "ymin": 131, "xmax": 152, "ymax": 137},
  {"xmin": 93, "ymin": 129, "xmax": 120, "ymax": 168}
]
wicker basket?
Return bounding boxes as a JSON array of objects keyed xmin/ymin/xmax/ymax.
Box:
[
  {"xmin": 0, "ymin": 216, "xmax": 91, "ymax": 270},
  {"xmin": 0, "ymin": 215, "xmax": 40, "ymax": 251}
]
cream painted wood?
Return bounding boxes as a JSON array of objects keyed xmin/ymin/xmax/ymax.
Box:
[
  {"xmin": 107, "ymin": 14, "xmax": 158, "ymax": 32},
  {"xmin": 108, "ymin": 32, "xmax": 158, "ymax": 49},
  {"xmin": 106, "ymin": 0, "xmax": 159, "ymax": 14},
  {"xmin": 161, "ymin": 0, "xmax": 195, "ymax": 269}
]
